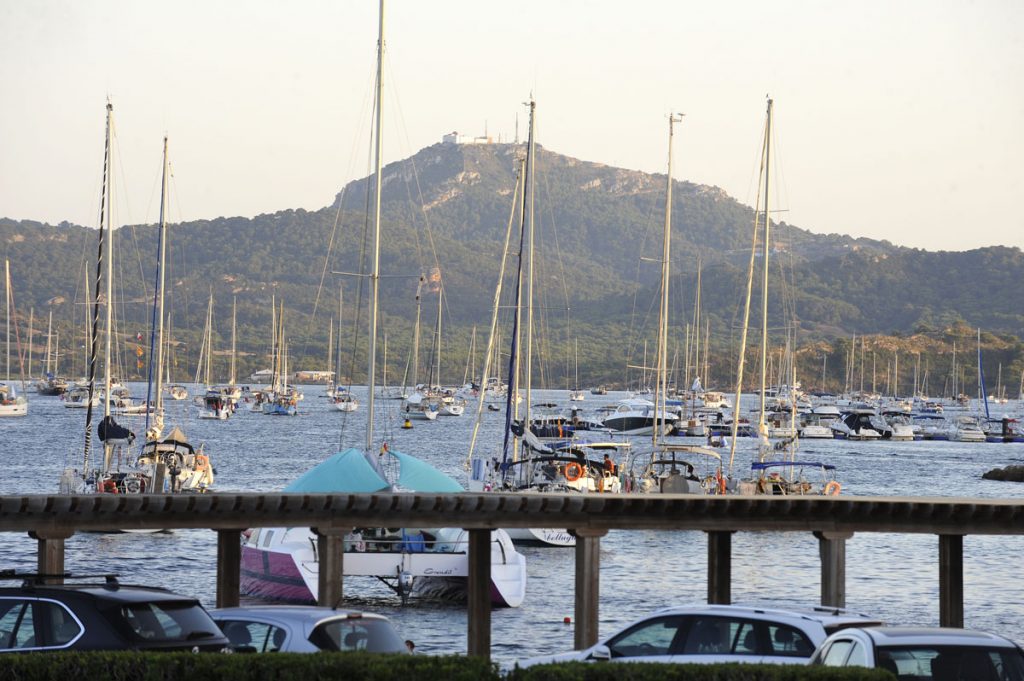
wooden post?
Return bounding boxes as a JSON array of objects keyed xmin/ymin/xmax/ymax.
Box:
[
  {"xmin": 939, "ymin": 534, "xmax": 964, "ymax": 627},
  {"xmin": 706, "ymin": 530, "xmax": 733, "ymax": 604},
  {"xmin": 573, "ymin": 528, "xmax": 607, "ymax": 650},
  {"xmin": 29, "ymin": 531, "xmax": 73, "ymax": 584},
  {"xmin": 215, "ymin": 529, "xmax": 242, "ymax": 608},
  {"xmin": 814, "ymin": 531, "xmax": 853, "ymax": 608},
  {"xmin": 467, "ymin": 529, "xmax": 491, "ymax": 659},
  {"xmin": 314, "ymin": 528, "xmax": 345, "ymax": 608}
]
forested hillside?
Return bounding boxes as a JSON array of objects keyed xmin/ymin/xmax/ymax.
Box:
[{"xmin": 2, "ymin": 141, "xmax": 1021, "ymax": 392}]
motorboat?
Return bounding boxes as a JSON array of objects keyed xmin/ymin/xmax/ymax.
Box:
[
  {"xmin": 830, "ymin": 408, "xmax": 883, "ymax": 440},
  {"xmin": 799, "ymin": 405, "xmax": 840, "ymax": 439},
  {"xmin": 198, "ymin": 390, "xmax": 232, "ymax": 420},
  {"xmin": 401, "ymin": 390, "xmax": 438, "ymax": 421},
  {"xmin": 601, "ymin": 398, "xmax": 676, "ymax": 435},
  {"xmin": 946, "ymin": 415, "xmax": 986, "ymax": 443},
  {"xmin": 241, "ymin": 448, "xmax": 526, "ymax": 607}
]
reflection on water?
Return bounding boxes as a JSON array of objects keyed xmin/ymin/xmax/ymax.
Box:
[{"xmin": 2, "ymin": 385, "xmax": 1023, "ymax": 663}]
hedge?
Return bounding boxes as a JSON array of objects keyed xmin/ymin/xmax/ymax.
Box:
[{"xmin": 508, "ymin": 662, "xmax": 894, "ymax": 680}]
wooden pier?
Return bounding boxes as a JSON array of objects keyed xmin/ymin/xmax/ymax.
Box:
[{"xmin": 4, "ymin": 492, "xmax": 1022, "ymax": 659}]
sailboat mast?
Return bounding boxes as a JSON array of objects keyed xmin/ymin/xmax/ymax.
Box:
[
  {"xmin": 365, "ymin": 0, "xmax": 385, "ymax": 450},
  {"xmin": 654, "ymin": 113, "xmax": 682, "ymax": 448},
  {"xmin": 152, "ymin": 136, "xmax": 169, "ymax": 424},
  {"xmin": 230, "ymin": 297, "xmax": 237, "ymax": 385},
  {"xmin": 758, "ymin": 98, "xmax": 773, "ymax": 436},
  {"xmin": 4, "ymin": 260, "xmax": 9, "ymax": 384},
  {"xmin": 523, "ymin": 97, "xmax": 536, "ymax": 427}
]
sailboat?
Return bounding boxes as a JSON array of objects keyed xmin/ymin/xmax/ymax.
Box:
[
  {"xmin": 401, "ymin": 275, "xmax": 439, "ymax": 420},
  {"xmin": 241, "ymin": 0, "xmax": 525, "ymax": 606},
  {"xmin": 261, "ymin": 302, "xmax": 299, "ymax": 416},
  {"xmin": 466, "ymin": 100, "xmax": 623, "ymax": 548},
  {"xmin": 34, "ymin": 311, "xmax": 70, "ymax": 396},
  {"xmin": 195, "ymin": 293, "xmax": 232, "ymax": 420},
  {"xmin": 134, "ymin": 136, "xmax": 214, "ymax": 493},
  {"xmin": 329, "ymin": 286, "xmax": 358, "ymax": 412},
  {"xmin": 727, "ymin": 99, "xmax": 839, "ymax": 496},
  {"xmin": 0, "ymin": 259, "xmax": 29, "ymax": 417}
]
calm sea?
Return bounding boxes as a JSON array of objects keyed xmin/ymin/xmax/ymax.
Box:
[{"xmin": 2, "ymin": 384, "xmax": 1022, "ymax": 664}]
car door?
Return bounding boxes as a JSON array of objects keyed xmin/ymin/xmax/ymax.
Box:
[
  {"xmin": 603, "ymin": 615, "xmax": 688, "ymax": 663},
  {"xmin": 668, "ymin": 615, "xmax": 765, "ymax": 664},
  {"xmin": 759, "ymin": 620, "xmax": 819, "ymax": 664}
]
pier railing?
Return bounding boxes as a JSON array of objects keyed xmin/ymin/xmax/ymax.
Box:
[{"xmin": 4, "ymin": 492, "xmax": 1022, "ymax": 659}]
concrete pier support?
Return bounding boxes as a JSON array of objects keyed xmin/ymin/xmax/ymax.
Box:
[
  {"xmin": 29, "ymin": 531, "xmax": 73, "ymax": 584},
  {"xmin": 707, "ymin": 531, "xmax": 733, "ymax": 604},
  {"xmin": 315, "ymin": 529, "xmax": 345, "ymax": 608},
  {"xmin": 467, "ymin": 529, "xmax": 492, "ymax": 658},
  {"xmin": 814, "ymin": 531, "xmax": 853, "ymax": 608},
  {"xmin": 573, "ymin": 529, "xmax": 607, "ymax": 650},
  {"xmin": 939, "ymin": 534, "xmax": 964, "ymax": 627},
  {"xmin": 215, "ymin": 529, "xmax": 242, "ymax": 608}
]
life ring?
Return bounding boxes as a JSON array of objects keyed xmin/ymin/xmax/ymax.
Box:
[
  {"xmin": 564, "ymin": 462, "xmax": 584, "ymax": 482},
  {"xmin": 195, "ymin": 454, "xmax": 209, "ymax": 471},
  {"xmin": 824, "ymin": 481, "xmax": 841, "ymax": 496},
  {"xmin": 124, "ymin": 478, "xmax": 142, "ymax": 494}
]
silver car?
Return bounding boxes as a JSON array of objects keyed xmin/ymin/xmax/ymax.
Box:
[
  {"xmin": 211, "ymin": 605, "xmax": 409, "ymax": 654},
  {"xmin": 810, "ymin": 626, "xmax": 1024, "ymax": 679},
  {"xmin": 517, "ymin": 604, "xmax": 882, "ymax": 668}
]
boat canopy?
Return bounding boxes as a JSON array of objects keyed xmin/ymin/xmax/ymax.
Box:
[
  {"xmin": 752, "ymin": 460, "xmax": 836, "ymax": 471},
  {"xmin": 285, "ymin": 448, "xmax": 389, "ymax": 493},
  {"xmin": 392, "ymin": 450, "xmax": 463, "ymax": 492},
  {"xmin": 283, "ymin": 447, "xmax": 463, "ymax": 494}
]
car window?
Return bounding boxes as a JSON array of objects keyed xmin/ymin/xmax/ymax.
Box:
[
  {"xmin": 821, "ymin": 639, "xmax": 854, "ymax": 666},
  {"xmin": 0, "ymin": 599, "xmax": 82, "ymax": 651},
  {"xmin": 767, "ymin": 623, "xmax": 816, "ymax": 657},
  {"xmin": 882, "ymin": 646, "xmax": 1024, "ymax": 681},
  {"xmin": 217, "ymin": 619, "xmax": 286, "ymax": 652},
  {"xmin": 115, "ymin": 601, "xmax": 219, "ymax": 643},
  {"xmin": 311, "ymin": 618, "xmax": 406, "ymax": 653},
  {"xmin": 606, "ymin": 615, "xmax": 686, "ymax": 658},
  {"xmin": 0, "ymin": 600, "xmax": 26, "ymax": 649},
  {"xmin": 845, "ymin": 640, "xmax": 868, "ymax": 667},
  {"xmin": 680, "ymin": 617, "xmax": 760, "ymax": 656}
]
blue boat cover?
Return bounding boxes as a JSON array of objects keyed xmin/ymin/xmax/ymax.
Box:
[
  {"xmin": 393, "ymin": 451, "xmax": 464, "ymax": 492},
  {"xmin": 284, "ymin": 448, "xmax": 389, "ymax": 493},
  {"xmin": 284, "ymin": 447, "xmax": 463, "ymax": 494},
  {"xmin": 752, "ymin": 460, "xmax": 836, "ymax": 471}
]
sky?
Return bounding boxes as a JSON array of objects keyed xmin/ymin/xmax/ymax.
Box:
[{"xmin": 1, "ymin": 0, "xmax": 1022, "ymax": 251}]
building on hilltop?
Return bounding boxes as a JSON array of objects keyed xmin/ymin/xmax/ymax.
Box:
[{"xmin": 442, "ymin": 131, "xmax": 494, "ymax": 145}]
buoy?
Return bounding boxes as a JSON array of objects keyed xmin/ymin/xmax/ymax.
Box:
[
  {"xmin": 402, "ymin": 419, "xmax": 413, "ymax": 430},
  {"xmin": 563, "ymin": 616, "xmax": 571, "ymax": 624}
]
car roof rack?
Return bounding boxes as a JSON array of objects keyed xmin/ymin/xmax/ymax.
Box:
[{"xmin": 0, "ymin": 570, "xmax": 120, "ymax": 588}]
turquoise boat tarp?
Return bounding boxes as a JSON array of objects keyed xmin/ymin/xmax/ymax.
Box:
[
  {"xmin": 283, "ymin": 447, "xmax": 462, "ymax": 494},
  {"xmin": 284, "ymin": 448, "xmax": 389, "ymax": 493}
]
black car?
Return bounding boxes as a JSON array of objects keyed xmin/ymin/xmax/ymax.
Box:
[{"xmin": 0, "ymin": 571, "xmax": 229, "ymax": 653}]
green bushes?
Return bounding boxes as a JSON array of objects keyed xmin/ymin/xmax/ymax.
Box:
[
  {"xmin": 507, "ymin": 662, "xmax": 894, "ymax": 681},
  {"xmin": 0, "ymin": 651, "xmax": 500, "ymax": 681}
]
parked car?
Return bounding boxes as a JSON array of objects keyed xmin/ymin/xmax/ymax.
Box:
[
  {"xmin": 210, "ymin": 605, "xmax": 408, "ymax": 654},
  {"xmin": 809, "ymin": 626, "xmax": 1024, "ymax": 679},
  {"xmin": 0, "ymin": 571, "xmax": 229, "ymax": 652},
  {"xmin": 516, "ymin": 603, "xmax": 883, "ymax": 668}
]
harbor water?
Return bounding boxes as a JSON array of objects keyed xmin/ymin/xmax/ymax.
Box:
[{"xmin": 2, "ymin": 385, "xmax": 1023, "ymax": 664}]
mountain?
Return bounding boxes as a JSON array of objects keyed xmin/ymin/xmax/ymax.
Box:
[{"xmin": 2, "ymin": 140, "xmax": 1022, "ymax": 389}]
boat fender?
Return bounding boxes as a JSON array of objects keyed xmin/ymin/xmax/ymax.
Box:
[
  {"xmin": 102, "ymin": 479, "xmax": 118, "ymax": 494},
  {"xmin": 824, "ymin": 481, "xmax": 841, "ymax": 496},
  {"xmin": 564, "ymin": 462, "xmax": 584, "ymax": 482}
]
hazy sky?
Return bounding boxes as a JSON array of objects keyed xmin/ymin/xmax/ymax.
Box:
[{"xmin": 1, "ymin": 0, "xmax": 1021, "ymax": 251}]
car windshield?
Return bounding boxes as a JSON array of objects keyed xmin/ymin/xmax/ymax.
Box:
[
  {"xmin": 878, "ymin": 645, "xmax": 1024, "ymax": 680},
  {"xmin": 309, "ymin": 618, "xmax": 406, "ymax": 653},
  {"xmin": 109, "ymin": 600, "xmax": 220, "ymax": 643}
]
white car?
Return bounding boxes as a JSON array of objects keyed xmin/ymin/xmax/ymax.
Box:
[
  {"xmin": 810, "ymin": 626, "xmax": 1024, "ymax": 679},
  {"xmin": 516, "ymin": 604, "xmax": 882, "ymax": 668},
  {"xmin": 211, "ymin": 605, "xmax": 409, "ymax": 654}
]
